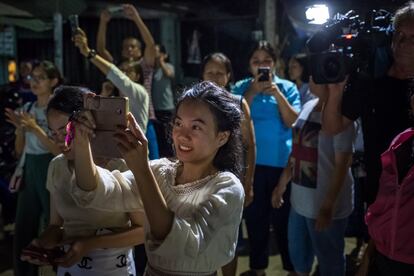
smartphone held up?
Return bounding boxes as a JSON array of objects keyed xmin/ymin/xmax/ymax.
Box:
[
  {"xmin": 107, "ymin": 5, "xmax": 124, "ymax": 14},
  {"xmin": 258, "ymin": 67, "xmax": 270, "ymax": 82},
  {"xmin": 68, "ymin": 14, "xmax": 80, "ymax": 36},
  {"xmin": 84, "ymin": 96, "xmax": 129, "ymax": 158}
]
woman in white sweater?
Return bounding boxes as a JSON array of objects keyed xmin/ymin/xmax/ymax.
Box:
[{"xmin": 71, "ymin": 81, "xmax": 245, "ymax": 275}]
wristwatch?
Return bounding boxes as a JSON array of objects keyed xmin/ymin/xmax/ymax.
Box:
[{"xmin": 87, "ymin": 49, "xmax": 97, "ymax": 60}]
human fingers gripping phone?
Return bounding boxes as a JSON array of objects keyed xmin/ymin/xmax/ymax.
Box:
[
  {"xmin": 84, "ymin": 96, "xmax": 129, "ymax": 158},
  {"xmin": 258, "ymin": 67, "xmax": 271, "ymax": 82}
]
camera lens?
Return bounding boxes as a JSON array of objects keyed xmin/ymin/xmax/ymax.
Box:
[{"xmin": 323, "ymin": 56, "xmax": 341, "ymax": 81}]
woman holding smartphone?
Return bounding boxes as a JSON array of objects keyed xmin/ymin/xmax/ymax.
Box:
[
  {"xmin": 232, "ymin": 40, "xmax": 301, "ymax": 276},
  {"xmin": 22, "ymin": 86, "xmax": 145, "ymax": 275},
  {"xmin": 60, "ymin": 81, "xmax": 245, "ymax": 275}
]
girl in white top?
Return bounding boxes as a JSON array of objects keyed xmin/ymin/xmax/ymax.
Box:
[
  {"xmin": 71, "ymin": 81, "xmax": 245, "ymax": 275},
  {"xmin": 5, "ymin": 60, "xmax": 62, "ymax": 276},
  {"xmin": 22, "ymin": 86, "xmax": 145, "ymax": 276}
]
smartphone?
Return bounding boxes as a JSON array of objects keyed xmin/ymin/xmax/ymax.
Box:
[
  {"xmin": 258, "ymin": 67, "xmax": 270, "ymax": 82},
  {"xmin": 107, "ymin": 6, "xmax": 124, "ymax": 14},
  {"xmin": 21, "ymin": 244, "xmax": 65, "ymax": 265},
  {"xmin": 84, "ymin": 96, "xmax": 129, "ymax": 158},
  {"xmin": 68, "ymin": 14, "xmax": 79, "ymax": 36}
]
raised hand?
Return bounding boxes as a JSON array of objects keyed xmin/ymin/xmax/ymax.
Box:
[
  {"xmin": 114, "ymin": 112, "xmax": 148, "ymax": 171},
  {"xmin": 122, "ymin": 4, "xmax": 140, "ymax": 21},
  {"xmin": 72, "ymin": 110, "xmax": 96, "ymax": 143},
  {"xmin": 72, "ymin": 28, "xmax": 90, "ymax": 57},
  {"xmin": 5, "ymin": 107, "xmax": 22, "ymax": 128},
  {"xmin": 20, "ymin": 112, "xmax": 39, "ymax": 132},
  {"xmin": 100, "ymin": 9, "xmax": 111, "ymax": 24},
  {"xmin": 248, "ymin": 74, "xmax": 273, "ymax": 95}
]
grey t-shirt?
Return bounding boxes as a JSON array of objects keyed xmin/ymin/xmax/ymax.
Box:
[
  {"xmin": 151, "ymin": 63, "xmax": 175, "ymax": 111},
  {"xmin": 22, "ymin": 102, "xmax": 50, "ymax": 154},
  {"xmin": 290, "ymin": 99, "xmax": 355, "ymax": 219}
]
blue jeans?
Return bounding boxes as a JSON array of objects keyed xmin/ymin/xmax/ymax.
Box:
[
  {"xmin": 288, "ymin": 208, "xmax": 348, "ymax": 276},
  {"xmin": 146, "ymin": 120, "xmax": 159, "ymax": 160}
]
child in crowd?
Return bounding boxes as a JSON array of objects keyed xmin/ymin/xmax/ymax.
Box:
[
  {"xmin": 22, "ymin": 86, "xmax": 145, "ymax": 275},
  {"xmin": 5, "ymin": 60, "xmax": 62, "ymax": 276},
  {"xmin": 272, "ymin": 79, "xmax": 355, "ymax": 276},
  {"xmin": 68, "ymin": 81, "xmax": 245, "ymax": 275}
]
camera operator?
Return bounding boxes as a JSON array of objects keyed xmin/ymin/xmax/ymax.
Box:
[{"xmin": 322, "ymin": 1, "xmax": 414, "ymax": 206}]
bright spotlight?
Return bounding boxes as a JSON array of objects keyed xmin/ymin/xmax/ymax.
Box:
[{"xmin": 306, "ymin": 4, "xmax": 330, "ymax": 25}]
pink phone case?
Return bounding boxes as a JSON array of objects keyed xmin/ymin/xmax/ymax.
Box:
[
  {"xmin": 84, "ymin": 96, "xmax": 129, "ymax": 158},
  {"xmin": 21, "ymin": 244, "xmax": 65, "ymax": 265}
]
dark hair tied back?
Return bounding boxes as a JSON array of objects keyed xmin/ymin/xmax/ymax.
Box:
[
  {"xmin": 175, "ymin": 81, "xmax": 243, "ymax": 178},
  {"xmin": 47, "ymin": 85, "xmax": 90, "ymax": 115}
]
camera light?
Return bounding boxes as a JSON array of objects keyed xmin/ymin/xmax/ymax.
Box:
[{"xmin": 306, "ymin": 4, "xmax": 330, "ymax": 25}]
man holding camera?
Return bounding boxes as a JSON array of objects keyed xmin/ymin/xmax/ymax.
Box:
[{"xmin": 322, "ymin": 1, "xmax": 414, "ymax": 206}]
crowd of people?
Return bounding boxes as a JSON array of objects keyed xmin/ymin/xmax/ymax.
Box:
[{"xmin": 0, "ymin": 1, "xmax": 414, "ymax": 276}]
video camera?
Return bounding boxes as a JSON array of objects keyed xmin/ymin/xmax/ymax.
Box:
[{"xmin": 307, "ymin": 9, "xmax": 393, "ymax": 84}]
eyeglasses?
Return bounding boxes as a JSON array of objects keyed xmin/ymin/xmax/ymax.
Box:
[
  {"xmin": 49, "ymin": 124, "xmax": 67, "ymax": 140},
  {"xmin": 27, "ymin": 74, "xmax": 48, "ymax": 83}
]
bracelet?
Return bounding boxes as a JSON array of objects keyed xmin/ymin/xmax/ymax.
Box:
[{"xmin": 87, "ymin": 49, "xmax": 97, "ymax": 60}]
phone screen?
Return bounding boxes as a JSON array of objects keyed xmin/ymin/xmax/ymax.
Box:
[{"xmin": 258, "ymin": 67, "xmax": 270, "ymax": 82}]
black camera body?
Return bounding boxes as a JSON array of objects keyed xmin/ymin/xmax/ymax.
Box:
[
  {"xmin": 307, "ymin": 9, "xmax": 393, "ymax": 84},
  {"xmin": 309, "ymin": 51, "xmax": 350, "ymax": 84}
]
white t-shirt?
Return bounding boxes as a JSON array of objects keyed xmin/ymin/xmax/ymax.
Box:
[{"xmin": 290, "ymin": 99, "xmax": 355, "ymax": 219}]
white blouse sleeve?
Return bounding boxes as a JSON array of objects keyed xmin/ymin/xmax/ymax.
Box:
[
  {"xmin": 70, "ymin": 166, "xmax": 143, "ymax": 212},
  {"xmin": 45, "ymin": 156, "xmax": 57, "ymax": 194},
  {"xmin": 146, "ymin": 172, "xmax": 244, "ymax": 258}
]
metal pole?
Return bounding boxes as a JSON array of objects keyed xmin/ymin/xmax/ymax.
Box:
[
  {"xmin": 53, "ymin": 12, "xmax": 63, "ymax": 75},
  {"xmin": 264, "ymin": 0, "xmax": 278, "ymax": 47}
]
